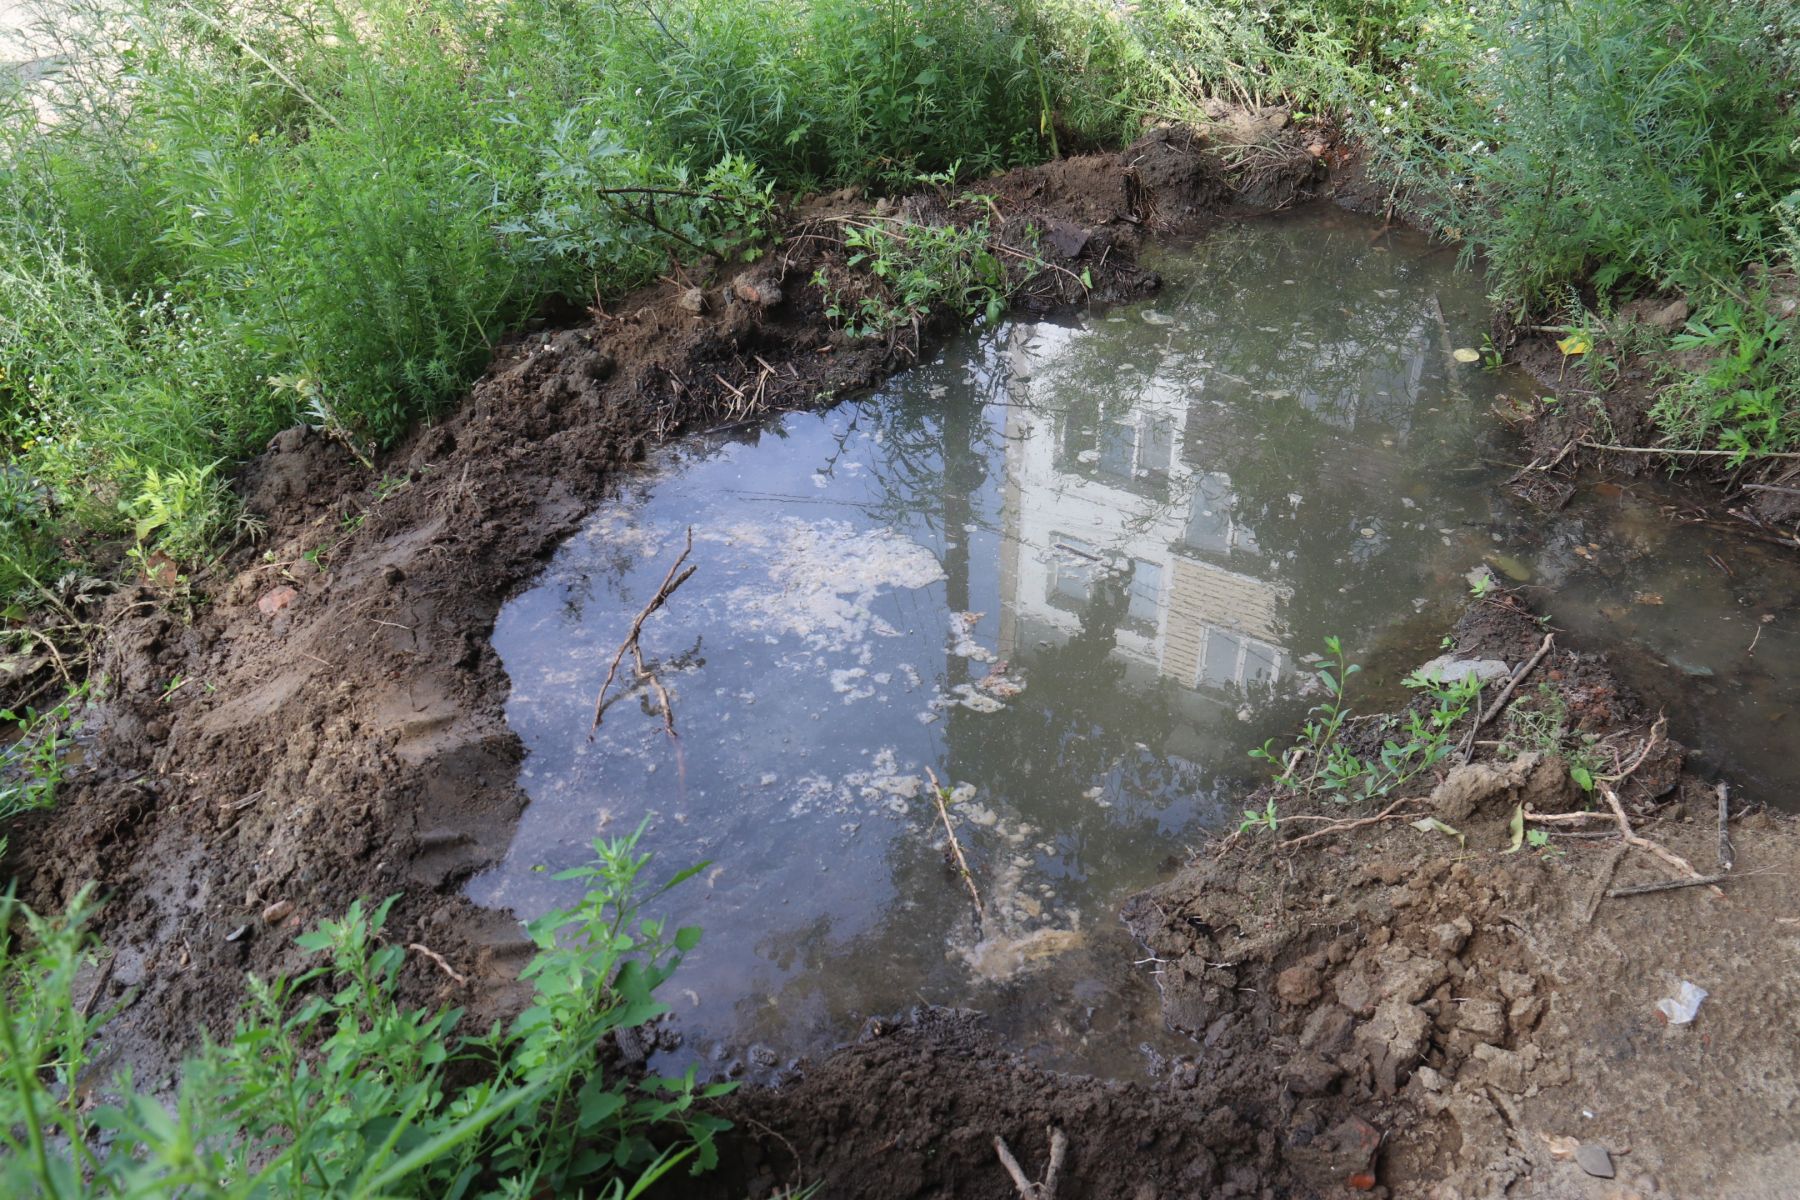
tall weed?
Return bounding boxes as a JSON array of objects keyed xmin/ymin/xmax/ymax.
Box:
[{"xmin": 0, "ymin": 825, "xmax": 729, "ymax": 1197}]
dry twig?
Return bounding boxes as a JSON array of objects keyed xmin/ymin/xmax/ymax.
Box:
[
  {"xmin": 1277, "ymin": 795, "xmax": 1429, "ymax": 850},
  {"xmin": 592, "ymin": 528, "xmax": 698, "ymax": 736},
  {"xmin": 408, "ymin": 943, "xmax": 468, "ymax": 987},
  {"xmin": 1607, "ymin": 874, "xmax": 1732, "ymax": 899},
  {"xmin": 1598, "ymin": 784, "xmax": 1722, "ymax": 896},
  {"xmin": 1717, "ymin": 781, "xmax": 1736, "ymax": 872},
  {"xmin": 925, "ymin": 767, "xmax": 984, "ymax": 926},
  {"xmin": 994, "ymin": 1126, "xmax": 1067, "ymax": 1200}
]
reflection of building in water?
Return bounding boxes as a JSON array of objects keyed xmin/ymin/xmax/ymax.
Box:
[{"xmin": 996, "ymin": 325, "xmax": 1290, "ymax": 700}]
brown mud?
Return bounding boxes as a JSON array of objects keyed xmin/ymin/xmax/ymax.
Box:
[
  {"xmin": 1494, "ymin": 279, "xmax": 1800, "ymax": 546},
  {"xmin": 690, "ymin": 596, "xmax": 1800, "ymax": 1199},
  {"xmin": 8, "ymin": 113, "xmax": 1799, "ymax": 1198}
]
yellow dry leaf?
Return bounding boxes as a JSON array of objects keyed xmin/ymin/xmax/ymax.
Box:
[
  {"xmin": 1452, "ymin": 347, "xmax": 1480, "ymax": 363},
  {"xmin": 1539, "ymin": 1132, "xmax": 1580, "ymax": 1161},
  {"xmin": 1556, "ymin": 331, "xmax": 1591, "ymax": 356}
]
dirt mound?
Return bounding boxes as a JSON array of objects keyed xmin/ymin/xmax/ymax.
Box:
[
  {"xmin": 1120, "ymin": 598, "xmax": 1800, "ymax": 1198},
  {"xmin": 686, "ymin": 1007, "xmax": 1278, "ymax": 1200},
  {"xmin": 4, "ymin": 127, "xmax": 1317, "ymax": 1080}
]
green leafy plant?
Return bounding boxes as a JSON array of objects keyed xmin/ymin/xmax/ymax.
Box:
[
  {"xmin": 1251, "ymin": 637, "xmax": 1480, "ymax": 805},
  {"xmin": 1653, "ymin": 297, "xmax": 1800, "ymax": 461},
  {"xmin": 0, "ymin": 823, "xmax": 730, "ymax": 1197},
  {"xmin": 1237, "ymin": 794, "xmax": 1279, "ymax": 835},
  {"xmin": 0, "ymin": 685, "xmax": 84, "ymax": 826},
  {"xmin": 1500, "ymin": 682, "xmax": 1605, "ymax": 796},
  {"xmin": 813, "ymin": 215, "xmax": 1009, "ymax": 344}
]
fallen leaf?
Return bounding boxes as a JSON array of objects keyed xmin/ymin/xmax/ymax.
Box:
[
  {"xmin": 1452, "ymin": 347, "xmax": 1481, "ymax": 363},
  {"xmin": 1539, "ymin": 1132, "xmax": 1581, "ymax": 1161},
  {"xmin": 1411, "ymin": 816, "xmax": 1466, "ymax": 848},
  {"xmin": 1632, "ymin": 592, "xmax": 1664, "ymax": 606},
  {"xmin": 1504, "ymin": 803, "xmax": 1524, "ymax": 853},
  {"xmin": 1556, "ymin": 331, "xmax": 1591, "ymax": 356}
]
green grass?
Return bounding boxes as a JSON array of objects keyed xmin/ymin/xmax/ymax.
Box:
[
  {"xmin": 0, "ymin": 824, "xmax": 732, "ymax": 1198},
  {"xmin": 7, "ymin": 0, "xmax": 1790, "ymax": 602}
]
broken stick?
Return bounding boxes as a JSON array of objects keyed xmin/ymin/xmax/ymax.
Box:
[
  {"xmin": 1717, "ymin": 781, "xmax": 1735, "ymax": 872},
  {"xmin": 925, "ymin": 766, "xmax": 984, "ymax": 926},
  {"xmin": 995, "ymin": 1126, "xmax": 1067, "ymax": 1200},
  {"xmin": 1597, "ymin": 783, "xmax": 1723, "ymax": 897},
  {"xmin": 592, "ymin": 528, "xmax": 698, "ymax": 733},
  {"xmin": 1607, "ymin": 874, "xmax": 1731, "ymax": 899},
  {"xmin": 1457, "ymin": 632, "xmax": 1553, "ymax": 762}
]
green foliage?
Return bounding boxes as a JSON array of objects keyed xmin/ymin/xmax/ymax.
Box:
[
  {"xmin": 0, "ymin": 824, "xmax": 730, "ymax": 1197},
  {"xmin": 1250, "ymin": 636, "xmax": 1481, "ymax": 808},
  {"xmin": 813, "ymin": 215, "xmax": 1010, "ymax": 342},
  {"xmin": 1379, "ymin": 0, "xmax": 1800, "ymax": 305},
  {"xmin": 1653, "ymin": 296, "xmax": 1800, "ymax": 461},
  {"xmin": 0, "ymin": 685, "xmax": 84, "ymax": 828},
  {"xmin": 1500, "ymin": 683, "xmax": 1605, "ymax": 796}
]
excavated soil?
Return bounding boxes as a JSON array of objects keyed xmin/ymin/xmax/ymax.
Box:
[
  {"xmin": 8, "ymin": 117, "xmax": 1799, "ymax": 1198},
  {"xmin": 682, "ymin": 597, "xmax": 1800, "ymax": 1199}
]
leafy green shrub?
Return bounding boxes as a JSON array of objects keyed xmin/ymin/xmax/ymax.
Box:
[
  {"xmin": 0, "ymin": 826, "xmax": 730, "ymax": 1197},
  {"xmin": 813, "ymin": 216, "xmax": 1011, "ymax": 341},
  {"xmin": 1389, "ymin": 0, "xmax": 1800, "ymax": 308},
  {"xmin": 1249, "ymin": 636, "xmax": 1481, "ymax": 812},
  {"xmin": 1652, "ymin": 296, "xmax": 1800, "ymax": 460}
]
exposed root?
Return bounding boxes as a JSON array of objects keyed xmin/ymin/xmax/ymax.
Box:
[{"xmin": 994, "ymin": 1126, "xmax": 1067, "ymax": 1200}]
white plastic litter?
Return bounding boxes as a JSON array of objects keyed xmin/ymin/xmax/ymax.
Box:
[{"xmin": 1654, "ymin": 980, "xmax": 1708, "ymax": 1025}]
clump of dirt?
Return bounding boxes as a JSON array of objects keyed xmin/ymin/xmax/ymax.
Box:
[
  {"xmin": 684, "ymin": 1006, "xmax": 1282, "ymax": 1200},
  {"xmin": 2, "ymin": 125, "xmax": 1321, "ymax": 1082},
  {"xmin": 1116, "ymin": 594, "xmax": 1800, "ymax": 1199}
]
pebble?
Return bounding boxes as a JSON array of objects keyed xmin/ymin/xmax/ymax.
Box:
[
  {"xmin": 261, "ymin": 900, "xmax": 294, "ymax": 925},
  {"xmin": 1576, "ymin": 1144, "xmax": 1616, "ymax": 1179}
]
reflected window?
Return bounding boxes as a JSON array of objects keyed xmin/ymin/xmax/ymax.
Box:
[
  {"xmin": 1197, "ymin": 626, "xmax": 1283, "ymax": 691},
  {"xmin": 1048, "ymin": 534, "xmax": 1098, "ymax": 610},
  {"xmin": 1141, "ymin": 415, "xmax": 1176, "ymax": 480},
  {"xmin": 1185, "ymin": 472, "xmax": 1234, "ymax": 554},
  {"xmin": 1242, "ymin": 640, "xmax": 1280, "ymax": 685},
  {"xmin": 1098, "ymin": 421, "xmax": 1135, "ymax": 481},
  {"xmin": 1200, "ymin": 627, "xmax": 1243, "ymax": 689},
  {"xmin": 1126, "ymin": 559, "xmax": 1163, "ymax": 631}
]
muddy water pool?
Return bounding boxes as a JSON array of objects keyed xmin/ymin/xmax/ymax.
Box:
[{"xmin": 468, "ymin": 206, "xmax": 1800, "ymax": 1080}]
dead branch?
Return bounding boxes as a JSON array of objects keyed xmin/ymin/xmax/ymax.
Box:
[
  {"xmin": 1457, "ymin": 633, "xmax": 1554, "ymax": 763},
  {"xmin": 1277, "ymin": 795, "xmax": 1429, "ymax": 850},
  {"xmin": 408, "ymin": 942, "xmax": 468, "ymax": 986},
  {"xmin": 1598, "ymin": 783, "xmax": 1723, "ymax": 897},
  {"xmin": 1607, "ymin": 874, "xmax": 1732, "ymax": 899},
  {"xmin": 1579, "ymin": 439, "xmax": 1800, "ymax": 461},
  {"xmin": 592, "ymin": 528, "xmax": 697, "ymax": 735},
  {"xmin": 994, "ymin": 1126, "xmax": 1067, "ymax": 1200},
  {"xmin": 1717, "ymin": 782, "xmax": 1736, "ymax": 871},
  {"xmin": 925, "ymin": 767, "xmax": 984, "ymax": 926},
  {"xmin": 1599, "ymin": 715, "xmax": 1665, "ymax": 783}
]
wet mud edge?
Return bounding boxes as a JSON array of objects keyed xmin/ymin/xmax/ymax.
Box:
[{"xmin": 7, "ymin": 121, "xmax": 1797, "ymax": 1197}]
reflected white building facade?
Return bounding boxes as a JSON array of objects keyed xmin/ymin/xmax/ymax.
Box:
[{"xmin": 997, "ymin": 323, "xmax": 1291, "ymax": 701}]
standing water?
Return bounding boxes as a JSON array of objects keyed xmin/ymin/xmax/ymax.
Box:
[{"xmin": 468, "ymin": 207, "xmax": 1800, "ymax": 1079}]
